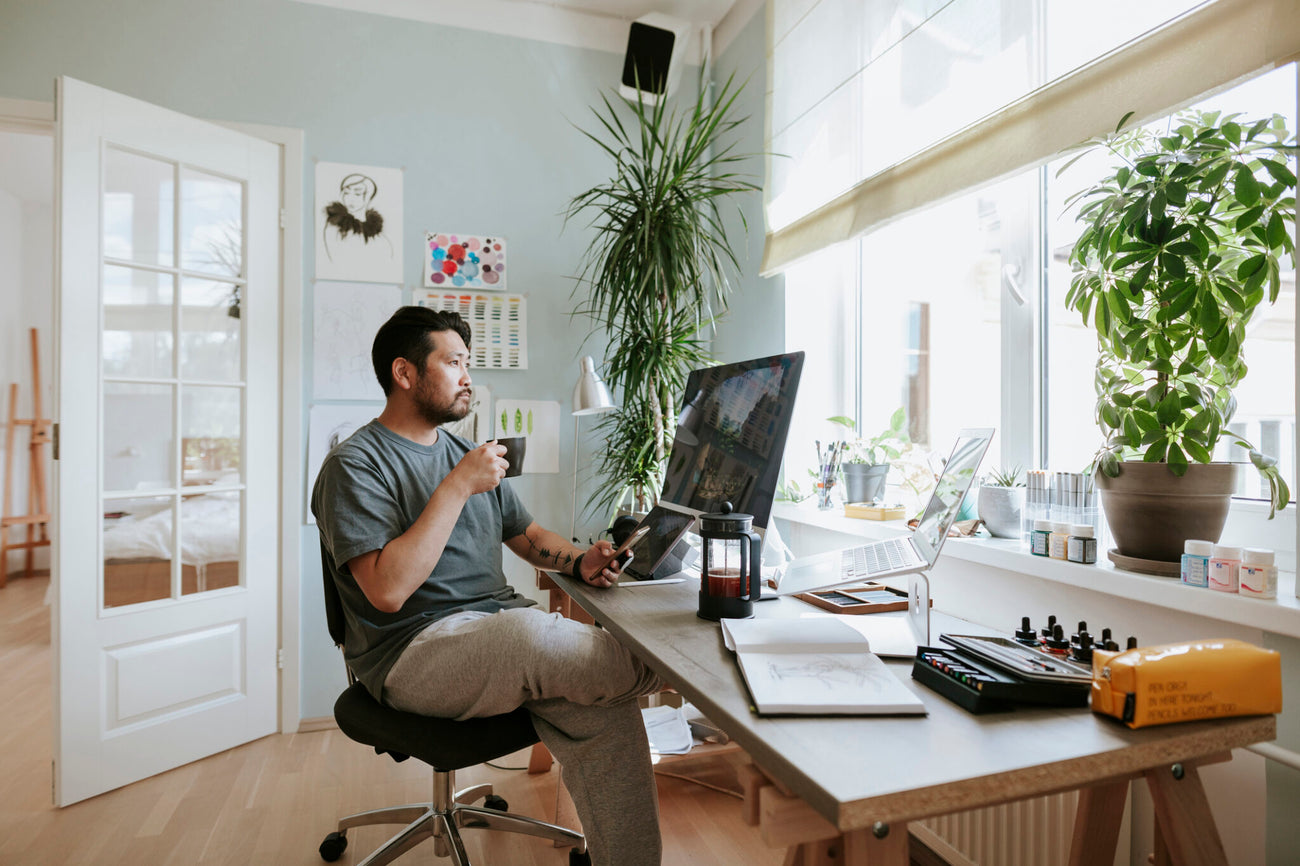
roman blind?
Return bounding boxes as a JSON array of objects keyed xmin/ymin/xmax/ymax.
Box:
[{"xmin": 763, "ymin": 0, "xmax": 1300, "ymax": 276}]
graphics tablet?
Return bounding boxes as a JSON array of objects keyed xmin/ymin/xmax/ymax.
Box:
[{"xmin": 619, "ymin": 505, "xmax": 696, "ymax": 581}]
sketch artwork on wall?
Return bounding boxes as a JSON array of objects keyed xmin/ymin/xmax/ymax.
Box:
[
  {"xmin": 440, "ymin": 384, "xmax": 492, "ymax": 443},
  {"xmin": 305, "ymin": 402, "xmax": 383, "ymax": 525},
  {"xmin": 493, "ymin": 399, "xmax": 560, "ymax": 473},
  {"xmin": 315, "ymin": 161, "xmax": 404, "ymax": 284},
  {"xmin": 424, "ymin": 232, "xmax": 506, "ymax": 289},
  {"xmin": 313, "ymin": 281, "xmax": 401, "ymax": 400},
  {"xmin": 413, "ymin": 289, "xmax": 527, "ymax": 369}
]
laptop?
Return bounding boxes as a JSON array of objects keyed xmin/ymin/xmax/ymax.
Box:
[{"xmin": 769, "ymin": 428, "xmax": 994, "ymax": 598}]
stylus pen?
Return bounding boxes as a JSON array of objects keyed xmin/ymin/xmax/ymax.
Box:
[{"xmin": 616, "ymin": 578, "xmax": 685, "ymax": 587}]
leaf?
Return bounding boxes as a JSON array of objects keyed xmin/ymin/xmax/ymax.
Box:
[
  {"xmin": 1233, "ymin": 165, "xmax": 1260, "ymax": 206},
  {"xmin": 1156, "ymin": 390, "xmax": 1182, "ymax": 427},
  {"xmin": 1260, "ymin": 157, "xmax": 1297, "ymax": 186},
  {"xmin": 1221, "ymin": 121, "xmax": 1241, "ymax": 145},
  {"xmin": 826, "ymin": 415, "xmax": 856, "ymax": 430},
  {"xmin": 1234, "ymin": 205, "xmax": 1265, "ymax": 232},
  {"xmin": 1266, "ymin": 212, "xmax": 1287, "ymax": 249},
  {"xmin": 527, "ymin": 410, "xmax": 534, "ymax": 435},
  {"xmin": 1166, "ymin": 442, "xmax": 1189, "ymax": 475},
  {"xmin": 1184, "ymin": 438, "xmax": 1212, "ymax": 463},
  {"xmin": 1197, "ymin": 298, "xmax": 1221, "ymax": 334},
  {"xmin": 1236, "ymin": 253, "xmax": 1266, "ymax": 281}
]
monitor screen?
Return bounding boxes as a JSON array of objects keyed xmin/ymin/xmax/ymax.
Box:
[{"xmin": 659, "ymin": 352, "xmax": 805, "ymax": 528}]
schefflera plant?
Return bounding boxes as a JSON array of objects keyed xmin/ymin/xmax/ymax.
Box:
[{"xmin": 1063, "ymin": 109, "xmax": 1295, "ymax": 515}]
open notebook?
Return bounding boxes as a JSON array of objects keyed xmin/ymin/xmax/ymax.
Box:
[{"xmin": 721, "ymin": 618, "xmax": 926, "ymax": 716}]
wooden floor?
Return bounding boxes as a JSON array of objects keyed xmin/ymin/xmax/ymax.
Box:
[{"xmin": 0, "ymin": 574, "xmax": 785, "ymax": 865}]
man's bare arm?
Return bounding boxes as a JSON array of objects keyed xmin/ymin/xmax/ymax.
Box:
[
  {"xmin": 505, "ymin": 523, "xmax": 625, "ymax": 588},
  {"xmin": 348, "ymin": 442, "xmax": 507, "ymax": 612}
]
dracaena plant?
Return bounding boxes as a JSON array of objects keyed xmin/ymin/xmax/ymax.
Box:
[
  {"xmin": 1063, "ymin": 109, "xmax": 1296, "ymax": 516},
  {"xmin": 567, "ymin": 72, "xmax": 759, "ymax": 515}
]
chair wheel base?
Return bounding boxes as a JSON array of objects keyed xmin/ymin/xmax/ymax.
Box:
[
  {"xmin": 318, "ymin": 830, "xmax": 348, "ymax": 862},
  {"xmin": 483, "ymin": 794, "xmax": 508, "ymax": 811},
  {"xmin": 569, "ymin": 849, "xmax": 592, "ymax": 866}
]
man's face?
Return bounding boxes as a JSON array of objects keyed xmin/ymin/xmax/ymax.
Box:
[{"xmin": 410, "ymin": 330, "xmax": 472, "ymax": 427}]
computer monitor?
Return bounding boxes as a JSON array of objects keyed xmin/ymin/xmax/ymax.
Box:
[{"xmin": 659, "ymin": 351, "xmax": 805, "ymax": 529}]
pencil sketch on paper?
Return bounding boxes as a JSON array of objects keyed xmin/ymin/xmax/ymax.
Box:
[
  {"xmin": 766, "ymin": 655, "xmax": 874, "ymax": 690},
  {"xmin": 315, "ymin": 161, "xmax": 403, "ymax": 284},
  {"xmin": 305, "ymin": 403, "xmax": 383, "ymax": 525},
  {"xmin": 313, "ymin": 281, "xmax": 401, "ymax": 400}
]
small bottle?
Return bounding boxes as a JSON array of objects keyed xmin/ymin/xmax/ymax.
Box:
[
  {"xmin": 1048, "ymin": 522, "xmax": 1070, "ymax": 560},
  {"xmin": 1239, "ymin": 548, "xmax": 1278, "ymax": 599},
  {"xmin": 1066, "ymin": 524, "xmax": 1097, "ymax": 564},
  {"xmin": 1030, "ymin": 519, "xmax": 1052, "ymax": 556},
  {"xmin": 1208, "ymin": 545, "xmax": 1242, "ymax": 593},
  {"xmin": 1180, "ymin": 539, "xmax": 1214, "ymax": 588}
]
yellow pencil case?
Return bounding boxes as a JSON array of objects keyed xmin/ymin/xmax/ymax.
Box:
[{"xmin": 1091, "ymin": 638, "xmax": 1281, "ymax": 729}]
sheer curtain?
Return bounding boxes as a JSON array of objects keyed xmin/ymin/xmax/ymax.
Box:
[{"xmin": 763, "ymin": 0, "xmax": 1300, "ymax": 274}]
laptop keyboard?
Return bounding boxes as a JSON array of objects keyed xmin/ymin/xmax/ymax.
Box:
[{"xmin": 841, "ymin": 537, "xmax": 923, "ymax": 577}]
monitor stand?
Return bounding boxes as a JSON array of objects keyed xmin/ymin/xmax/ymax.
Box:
[{"xmin": 907, "ymin": 572, "xmax": 931, "ymax": 646}]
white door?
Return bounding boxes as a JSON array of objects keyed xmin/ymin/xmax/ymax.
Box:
[{"xmin": 53, "ymin": 77, "xmax": 280, "ymax": 806}]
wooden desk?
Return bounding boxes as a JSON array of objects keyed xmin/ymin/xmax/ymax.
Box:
[{"xmin": 545, "ymin": 572, "xmax": 1276, "ymax": 866}]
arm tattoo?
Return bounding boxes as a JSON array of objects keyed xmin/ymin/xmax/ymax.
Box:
[{"xmin": 524, "ymin": 528, "xmax": 576, "ymax": 572}]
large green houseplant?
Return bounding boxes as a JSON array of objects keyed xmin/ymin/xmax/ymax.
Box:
[
  {"xmin": 567, "ymin": 74, "xmax": 758, "ymax": 515},
  {"xmin": 1064, "ymin": 109, "xmax": 1295, "ymax": 563}
]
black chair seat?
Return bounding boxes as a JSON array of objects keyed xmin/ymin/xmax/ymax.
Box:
[{"xmin": 333, "ymin": 682, "xmax": 540, "ymax": 771}]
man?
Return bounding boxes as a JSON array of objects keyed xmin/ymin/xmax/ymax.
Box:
[{"xmin": 312, "ymin": 306, "xmax": 662, "ymax": 866}]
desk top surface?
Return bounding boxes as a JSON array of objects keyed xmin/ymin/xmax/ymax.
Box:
[{"xmin": 548, "ymin": 573, "xmax": 1276, "ymax": 830}]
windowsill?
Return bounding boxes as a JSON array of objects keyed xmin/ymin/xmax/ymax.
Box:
[{"xmin": 771, "ymin": 500, "xmax": 1300, "ymax": 640}]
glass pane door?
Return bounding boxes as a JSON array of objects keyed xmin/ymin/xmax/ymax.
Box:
[{"xmin": 101, "ymin": 146, "xmax": 247, "ymax": 609}]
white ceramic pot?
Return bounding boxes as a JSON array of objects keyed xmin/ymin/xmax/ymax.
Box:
[{"xmin": 977, "ymin": 485, "xmax": 1024, "ymax": 539}]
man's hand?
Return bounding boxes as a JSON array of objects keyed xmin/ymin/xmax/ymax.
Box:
[
  {"xmin": 449, "ymin": 441, "xmax": 508, "ymax": 496},
  {"xmin": 580, "ymin": 539, "xmax": 630, "ymax": 588}
]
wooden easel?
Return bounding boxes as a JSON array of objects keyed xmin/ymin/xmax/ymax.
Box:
[{"xmin": 2, "ymin": 329, "xmax": 52, "ymax": 586}]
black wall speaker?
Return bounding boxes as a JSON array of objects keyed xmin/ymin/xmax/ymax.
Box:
[{"xmin": 619, "ymin": 14, "xmax": 688, "ymax": 104}]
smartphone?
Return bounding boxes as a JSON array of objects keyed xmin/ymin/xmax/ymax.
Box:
[{"xmin": 602, "ymin": 525, "xmax": 648, "ymax": 571}]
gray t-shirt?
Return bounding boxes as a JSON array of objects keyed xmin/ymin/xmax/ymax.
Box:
[{"xmin": 312, "ymin": 420, "xmax": 535, "ymax": 699}]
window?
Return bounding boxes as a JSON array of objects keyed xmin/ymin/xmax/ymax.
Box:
[{"xmin": 784, "ymin": 62, "xmax": 1296, "ymax": 521}]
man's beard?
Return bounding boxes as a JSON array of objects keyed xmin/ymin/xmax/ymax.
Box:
[{"xmin": 413, "ymin": 382, "xmax": 472, "ymax": 427}]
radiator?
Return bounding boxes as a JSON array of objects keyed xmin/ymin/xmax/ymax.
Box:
[{"xmin": 911, "ymin": 790, "xmax": 1096, "ymax": 866}]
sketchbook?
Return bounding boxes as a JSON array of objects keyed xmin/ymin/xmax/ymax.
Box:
[{"xmin": 720, "ymin": 618, "xmax": 927, "ymax": 716}]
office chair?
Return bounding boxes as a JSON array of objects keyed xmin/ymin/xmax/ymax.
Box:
[{"xmin": 318, "ymin": 555, "xmax": 588, "ymax": 865}]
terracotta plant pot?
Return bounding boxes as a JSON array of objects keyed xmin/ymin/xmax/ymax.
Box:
[{"xmin": 1095, "ymin": 462, "xmax": 1241, "ymax": 563}]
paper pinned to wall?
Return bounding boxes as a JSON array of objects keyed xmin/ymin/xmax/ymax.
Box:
[
  {"xmin": 493, "ymin": 399, "xmax": 560, "ymax": 473},
  {"xmin": 315, "ymin": 161, "xmax": 404, "ymax": 284},
  {"xmin": 305, "ymin": 403, "xmax": 382, "ymax": 525},
  {"xmin": 313, "ymin": 281, "xmax": 400, "ymax": 400},
  {"xmin": 413, "ymin": 288, "xmax": 527, "ymax": 370}
]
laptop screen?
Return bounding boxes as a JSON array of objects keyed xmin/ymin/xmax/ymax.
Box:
[{"xmin": 914, "ymin": 429, "xmax": 995, "ymax": 564}]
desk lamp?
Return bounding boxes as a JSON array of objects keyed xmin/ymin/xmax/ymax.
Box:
[{"xmin": 570, "ymin": 356, "xmax": 616, "ymax": 542}]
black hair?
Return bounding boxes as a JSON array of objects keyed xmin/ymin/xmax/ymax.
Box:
[{"xmin": 371, "ymin": 306, "xmax": 472, "ymax": 396}]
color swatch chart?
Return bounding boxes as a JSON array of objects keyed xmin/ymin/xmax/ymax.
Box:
[{"xmin": 413, "ymin": 289, "xmax": 527, "ymax": 370}]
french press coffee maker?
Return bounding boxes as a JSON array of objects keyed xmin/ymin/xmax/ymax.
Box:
[{"xmin": 697, "ymin": 502, "xmax": 762, "ymax": 620}]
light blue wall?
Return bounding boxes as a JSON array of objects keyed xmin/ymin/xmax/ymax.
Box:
[
  {"xmin": 0, "ymin": 0, "xmax": 673, "ymax": 717},
  {"xmin": 712, "ymin": 8, "xmax": 786, "ymax": 364}
]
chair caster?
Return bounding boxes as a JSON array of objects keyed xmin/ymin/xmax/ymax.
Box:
[
  {"xmin": 318, "ymin": 830, "xmax": 348, "ymax": 862},
  {"xmin": 483, "ymin": 794, "xmax": 508, "ymax": 811},
  {"xmin": 569, "ymin": 849, "xmax": 592, "ymax": 866}
]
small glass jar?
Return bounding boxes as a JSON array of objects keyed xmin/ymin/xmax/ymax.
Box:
[
  {"xmin": 1208, "ymin": 545, "xmax": 1242, "ymax": 593},
  {"xmin": 1180, "ymin": 539, "xmax": 1214, "ymax": 588},
  {"xmin": 1030, "ymin": 519, "xmax": 1052, "ymax": 556},
  {"xmin": 1048, "ymin": 522, "xmax": 1071, "ymax": 560},
  {"xmin": 1066, "ymin": 524, "xmax": 1096, "ymax": 564},
  {"xmin": 1239, "ymin": 548, "xmax": 1277, "ymax": 599}
]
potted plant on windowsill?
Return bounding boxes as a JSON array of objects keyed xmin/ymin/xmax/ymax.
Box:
[
  {"xmin": 830, "ymin": 408, "xmax": 910, "ymax": 504},
  {"xmin": 977, "ymin": 466, "xmax": 1025, "ymax": 539},
  {"xmin": 1063, "ymin": 109, "xmax": 1294, "ymax": 569},
  {"xmin": 567, "ymin": 73, "xmax": 758, "ymax": 517}
]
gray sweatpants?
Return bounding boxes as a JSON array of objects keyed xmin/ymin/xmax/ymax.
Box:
[{"xmin": 383, "ymin": 606, "xmax": 664, "ymax": 866}]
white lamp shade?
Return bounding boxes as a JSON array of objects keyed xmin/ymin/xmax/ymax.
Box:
[{"xmin": 572, "ymin": 356, "xmax": 616, "ymax": 415}]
